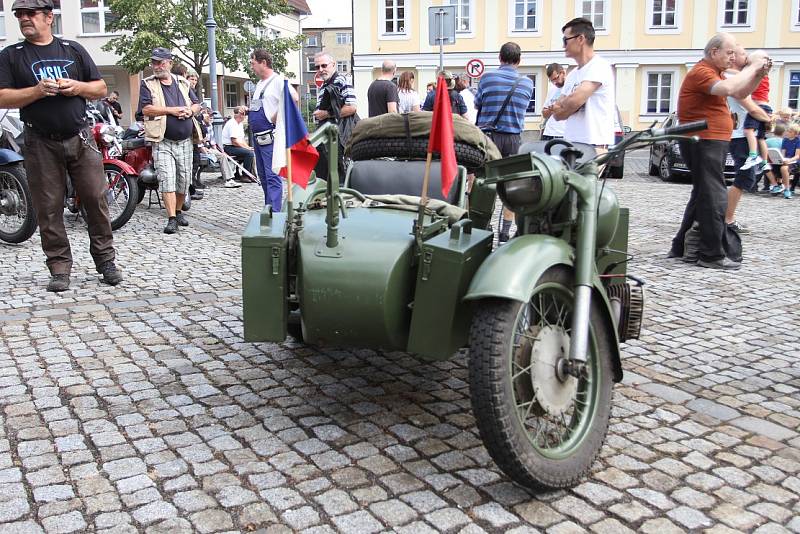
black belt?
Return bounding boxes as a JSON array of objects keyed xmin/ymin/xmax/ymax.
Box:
[{"xmin": 25, "ymin": 122, "xmax": 83, "ymax": 141}]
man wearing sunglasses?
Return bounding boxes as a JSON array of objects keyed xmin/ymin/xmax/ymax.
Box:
[
  {"xmin": 549, "ymin": 18, "xmax": 615, "ymax": 154},
  {"xmin": 541, "ymin": 63, "xmax": 567, "ymax": 141},
  {"xmin": 312, "ymin": 52, "xmax": 357, "ymax": 182},
  {"xmin": 0, "ymin": 0, "xmax": 123, "ymax": 292}
]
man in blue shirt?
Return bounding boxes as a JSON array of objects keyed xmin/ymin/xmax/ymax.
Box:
[{"xmin": 474, "ymin": 41, "xmax": 534, "ymax": 243}]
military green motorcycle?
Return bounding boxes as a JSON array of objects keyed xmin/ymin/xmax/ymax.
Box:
[{"xmin": 241, "ymin": 116, "xmax": 706, "ymax": 491}]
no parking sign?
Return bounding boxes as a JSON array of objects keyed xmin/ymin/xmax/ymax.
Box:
[{"xmin": 465, "ymin": 58, "xmax": 484, "ymax": 79}]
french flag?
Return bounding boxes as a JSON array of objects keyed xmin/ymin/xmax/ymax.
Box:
[{"xmin": 272, "ymin": 80, "xmax": 319, "ymax": 189}]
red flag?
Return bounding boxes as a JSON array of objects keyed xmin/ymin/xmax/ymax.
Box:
[{"xmin": 427, "ymin": 76, "xmax": 457, "ymax": 198}]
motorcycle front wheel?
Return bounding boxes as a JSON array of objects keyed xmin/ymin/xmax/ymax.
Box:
[
  {"xmin": 0, "ymin": 164, "xmax": 37, "ymax": 244},
  {"xmin": 468, "ymin": 265, "xmax": 613, "ymax": 491},
  {"xmin": 104, "ymin": 164, "xmax": 138, "ymax": 230}
]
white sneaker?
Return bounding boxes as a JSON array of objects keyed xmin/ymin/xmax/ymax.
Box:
[
  {"xmin": 759, "ymin": 161, "xmax": 771, "ymax": 173},
  {"xmin": 740, "ymin": 155, "xmax": 763, "ymax": 170},
  {"xmin": 224, "ymin": 179, "xmax": 242, "ymax": 189}
]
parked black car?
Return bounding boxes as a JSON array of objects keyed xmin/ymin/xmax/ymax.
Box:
[{"xmin": 648, "ymin": 113, "xmax": 736, "ymax": 181}]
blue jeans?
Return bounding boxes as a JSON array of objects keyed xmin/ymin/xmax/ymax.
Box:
[{"xmin": 249, "ymin": 110, "xmax": 282, "ymax": 210}]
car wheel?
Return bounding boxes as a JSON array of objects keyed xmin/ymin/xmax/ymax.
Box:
[{"xmin": 658, "ymin": 156, "xmax": 673, "ymax": 182}]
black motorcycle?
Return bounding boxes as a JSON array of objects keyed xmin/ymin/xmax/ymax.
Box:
[{"xmin": 0, "ymin": 111, "xmax": 36, "ymax": 243}]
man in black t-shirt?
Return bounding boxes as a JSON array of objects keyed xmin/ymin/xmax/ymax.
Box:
[
  {"xmin": 0, "ymin": 0, "xmax": 122, "ymax": 292},
  {"xmin": 366, "ymin": 60, "xmax": 399, "ymax": 117},
  {"xmin": 104, "ymin": 90, "xmax": 123, "ymax": 122},
  {"xmin": 137, "ymin": 48, "xmax": 201, "ymax": 234}
]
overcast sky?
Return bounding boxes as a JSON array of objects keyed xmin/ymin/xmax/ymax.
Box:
[{"xmin": 302, "ymin": 0, "xmax": 352, "ymax": 28}]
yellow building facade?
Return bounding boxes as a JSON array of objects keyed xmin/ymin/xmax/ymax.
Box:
[{"xmin": 352, "ymin": 0, "xmax": 800, "ymax": 131}]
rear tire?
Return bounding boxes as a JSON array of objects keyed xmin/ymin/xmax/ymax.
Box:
[
  {"xmin": 0, "ymin": 164, "xmax": 37, "ymax": 244},
  {"xmin": 468, "ymin": 266, "xmax": 614, "ymax": 491}
]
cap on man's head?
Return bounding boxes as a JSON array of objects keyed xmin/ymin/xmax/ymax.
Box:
[
  {"xmin": 11, "ymin": 0, "xmax": 54, "ymax": 10},
  {"xmin": 150, "ymin": 47, "xmax": 173, "ymax": 61}
]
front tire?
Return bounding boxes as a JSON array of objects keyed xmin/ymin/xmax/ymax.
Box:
[
  {"xmin": 658, "ymin": 156, "xmax": 673, "ymax": 182},
  {"xmin": 0, "ymin": 164, "xmax": 37, "ymax": 244},
  {"xmin": 104, "ymin": 164, "xmax": 138, "ymax": 230},
  {"xmin": 468, "ymin": 266, "xmax": 614, "ymax": 491}
]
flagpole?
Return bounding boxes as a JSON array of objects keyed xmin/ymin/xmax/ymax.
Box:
[
  {"xmin": 286, "ymin": 148, "xmax": 293, "ymax": 203},
  {"xmin": 416, "ymin": 152, "xmax": 433, "ymax": 242}
]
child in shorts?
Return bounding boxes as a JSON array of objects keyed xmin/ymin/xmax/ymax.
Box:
[
  {"xmin": 766, "ymin": 123, "xmax": 799, "ymax": 199},
  {"xmin": 740, "ymin": 74, "xmax": 772, "ymax": 173}
]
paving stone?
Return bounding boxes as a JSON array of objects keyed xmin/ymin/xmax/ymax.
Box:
[
  {"xmin": 710, "ymin": 503, "xmax": 767, "ymax": 530},
  {"xmin": 314, "ymin": 489, "xmax": 359, "ymax": 516},
  {"xmin": 730, "ymin": 417, "xmax": 797, "ymax": 442},
  {"xmin": 514, "ymin": 500, "xmax": 565, "ymax": 527},
  {"xmin": 369, "ymin": 499, "xmax": 417, "ymax": 525},
  {"xmin": 40, "ymin": 510, "xmax": 87, "ymax": 533},
  {"xmin": 666, "ymin": 506, "xmax": 713, "ymax": 529},
  {"xmin": 471, "ymin": 502, "xmax": 520, "ymax": 528},
  {"xmin": 281, "ymin": 506, "xmax": 320, "ymax": 530},
  {"xmin": 189, "ymin": 509, "xmax": 234, "ymax": 533},
  {"xmin": 331, "ymin": 510, "xmax": 384, "ymax": 534}
]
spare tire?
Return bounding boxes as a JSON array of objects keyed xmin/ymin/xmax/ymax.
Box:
[{"xmin": 349, "ymin": 137, "xmax": 486, "ymax": 169}]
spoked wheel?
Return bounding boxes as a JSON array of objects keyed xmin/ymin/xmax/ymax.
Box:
[
  {"xmin": 0, "ymin": 164, "xmax": 37, "ymax": 244},
  {"xmin": 468, "ymin": 265, "xmax": 613, "ymax": 491},
  {"xmin": 104, "ymin": 164, "xmax": 138, "ymax": 230}
]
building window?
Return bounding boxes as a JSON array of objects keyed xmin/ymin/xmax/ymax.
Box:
[
  {"xmin": 577, "ymin": 0, "xmax": 607, "ymax": 31},
  {"xmin": 0, "ymin": 12, "xmax": 5, "ymax": 39},
  {"xmin": 509, "ymin": 0, "xmax": 539, "ymax": 32},
  {"xmin": 53, "ymin": 0, "xmax": 63, "ymax": 35},
  {"xmin": 81, "ymin": 0, "xmax": 117, "ymax": 34},
  {"xmin": 722, "ymin": 0, "xmax": 749, "ymax": 25},
  {"xmin": 383, "ymin": 0, "xmax": 406, "ymax": 34},
  {"xmin": 646, "ymin": 72, "xmax": 673, "ymax": 113},
  {"xmin": 526, "ymin": 74, "xmax": 537, "ymax": 114},
  {"xmin": 449, "ymin": 0, "xmax": 473, "ymax": 33},
  {"xmin": 306, "ymin": 57, "xmax": 315, "ymax": 72},
  {"xmin": 791, "ymin": 0, "xmax": 800, "ymax": 30},
  {"xmin": 225, "ymin": 82, "xmax": 238, "ymax": 109},
  {"xmin": 336, "ymin": 32, "xmax": 352, "ymax": 44},
  {"xmin": 305, "ymin": 35, "xmax": 319, "ymax": 46},
  {"xmin": 650, "ymin": 0, "xmax": 676, "ymax": 27},
  {"xmin": 337, "ymin": 61, "xmax": 349, "ymax": 73},
  {"xmin": 789, "ymin": 71, "xmax": 800, "ymax": 110}
]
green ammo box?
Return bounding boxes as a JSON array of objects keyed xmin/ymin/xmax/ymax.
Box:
[
  {"xmin": 407, "ymin": 220, "xmax": 493, "ymax": 360},
  {"xmin": 241, "ymin": 209, "xmax": 288, "ymax": 342}
]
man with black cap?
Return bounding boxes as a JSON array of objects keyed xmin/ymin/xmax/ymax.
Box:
[
  {"xmin": 421, "ymin": 71, "xmax": 468, "ymax": 117},
  {"xmin": 0, "ymin": 0, "xmax": 123, "ymax": 292},
  {"xmin": 137, "ymin": 47, "xmax": 201, "ymax": 234}
]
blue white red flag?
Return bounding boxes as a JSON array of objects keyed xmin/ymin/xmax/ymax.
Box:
[{"xmin": 272, "ymin": 80, "xmax": 319, "ymax": 188}]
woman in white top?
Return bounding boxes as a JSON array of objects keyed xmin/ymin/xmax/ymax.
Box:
[{"xmin": 397, "ymin": 71, "xmax": 421, "ymax": 113}]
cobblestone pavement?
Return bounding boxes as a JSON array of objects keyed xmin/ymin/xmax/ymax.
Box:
[{"xmin": 1, "ymin": 156, "xmax": 799, "ymax": 534}]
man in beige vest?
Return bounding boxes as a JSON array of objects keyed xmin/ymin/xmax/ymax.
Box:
[{"xmin": 137, "ymin": 47, "xmax": 201, "ymax": 234}]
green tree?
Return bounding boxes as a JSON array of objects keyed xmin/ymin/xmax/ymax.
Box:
[{"xmin": 103, "ymin": 0, "xmax": 304, "ymax": 100}]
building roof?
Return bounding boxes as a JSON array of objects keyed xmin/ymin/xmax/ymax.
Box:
[{"xmin": 288, "ymin": 0, "xmax": 312, "ymax": 14}]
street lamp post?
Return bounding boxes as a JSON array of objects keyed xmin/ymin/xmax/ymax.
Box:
[{"xmin": 206, "ymin": 0, "xmax": 223, "ymax": 144}]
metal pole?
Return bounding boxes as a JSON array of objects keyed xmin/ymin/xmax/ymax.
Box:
[
  {"xmin": 206, "ymin": 0, "xmax": 223, "ymax": 145},
  {"xmin": 438, "ymin": 9, "xmax": 445, "ymax": 73}
]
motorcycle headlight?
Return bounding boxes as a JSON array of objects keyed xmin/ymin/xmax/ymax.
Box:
[
  {"xmin": 99, "ymin": 124, "xmax": 116, "ymax": 146},
  {"xmin": 487, "ymin": 152, "xmax": 568, "ymax": 216}
]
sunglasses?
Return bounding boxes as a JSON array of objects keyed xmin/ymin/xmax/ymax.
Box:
[
  {"xmin": 315, "ymin": 63, "xmax": 329, "ymax": 70},
  {"xmin": 14, "ymin": 8, "xmax": 46, "ymax": 18},
  {"xmin": 562, "ymin": 35, "xmax": 580, "ymax": 45}
]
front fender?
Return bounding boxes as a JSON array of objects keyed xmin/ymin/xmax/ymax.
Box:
[
  {"xmin": 464, "ymin": 235, "xmax": 574, "ymax": 302},
  {"xmin": 464, "ymin": 234, "xmax": 623, "ymax": 382},
  {"xmin": 0, "ymin": 148, "xmax": 23, "ymax": 165},
  {"xmin": 104, "ymin": 159, "xmax": 137, "ymax": 176}
]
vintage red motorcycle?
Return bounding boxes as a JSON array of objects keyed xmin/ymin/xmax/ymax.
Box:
[{"xmin": 65, "ymin": 122, "xmax": 139, "ymax": 230}]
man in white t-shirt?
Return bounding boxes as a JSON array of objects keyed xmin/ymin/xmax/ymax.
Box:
[
  {"xmin": 249, "ymin": 48, "xmax": 298, "ymax": 209},
  {"xmin": 221, "ymin": 106, "xmax": 255, "ymax": 184},
  {"xmin": 551, "ymin": 18, "xmax": 615, "ymax": 150},
  {"xmin": 541, "ymin": 63, "xmax": 567, "ymax": 140}
]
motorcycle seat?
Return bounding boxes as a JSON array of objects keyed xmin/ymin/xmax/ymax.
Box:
[
  {"xmin": 345, "ymin": 159, "xmax": 464, "ymax": 206},
  {"xmin": 121, "ymin": 137, "xmax": 146, "ymax": 151}
]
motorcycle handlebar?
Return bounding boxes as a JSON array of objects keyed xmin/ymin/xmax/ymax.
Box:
[{"xmin": 651, "ymin": 120, "xmax": 707, "ymax": 137}]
